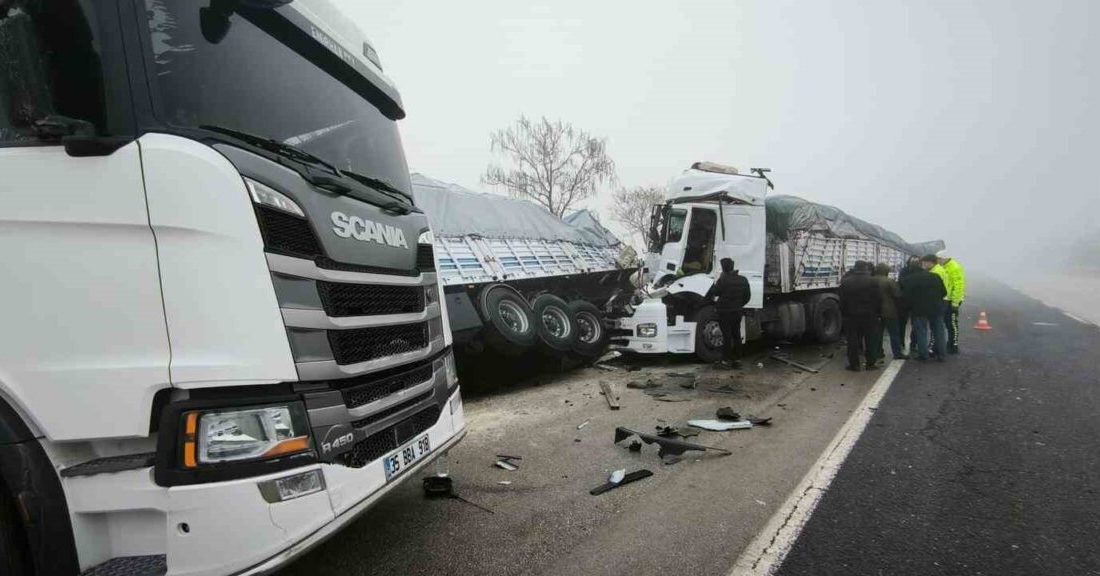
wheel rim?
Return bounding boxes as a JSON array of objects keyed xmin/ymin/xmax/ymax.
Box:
[
  {"xmin": 575, "ymin": 311, "xmax": 602, "ymax": 344},
  {"xmin": 823, "ymin": 308, "xmax": 840, "ymax": 336},
  {"xmin": 498, "ymin": 300, "xmax": 529, "ymax": 334},
  {"xmin": 703, "ymin": 319, "xmax": 724, "ymax": 349},
  {"xmin": 541, "ymin": 306, "xmax": 571, "ymax": 339}
]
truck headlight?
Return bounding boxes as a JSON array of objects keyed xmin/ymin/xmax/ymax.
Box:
[
  {"xmin": 182, "ymin": 403, "xmax": 312, "ymax": 468},
  {"xmin": 433, "ymin": 351, "xmax": 459, "ymax": 388},
  {"xmin": 637, "ymin": 323, "xmax": 658, "ymax": 338},
  {"xmin": 245, "ymin": 178, "xmax": 305, "ymax": 217}
]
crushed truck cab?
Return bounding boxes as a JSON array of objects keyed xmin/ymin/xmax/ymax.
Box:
[{"xmin": 0, "ymin": 1, "xmax": 464, "ymax": 574}]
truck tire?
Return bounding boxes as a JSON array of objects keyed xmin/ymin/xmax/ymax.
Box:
[
  {"xmin": 808, "ymin": 295, "xmax": 843, "ymax": 343},
  {"xmin": 0, "ymin": 486, "xmax": 31, "ymax": 576},
  {"xmin": 568, "ymin": 300, "xmax": 608, "ymax": 358},
  {"xmin": 479, "ymin": 285, "xmax": 537, "ymax": 356},
  {"xmin": 530, "ymin": 294, "xmax": 578, "ymax": 353},
  {"xmin": 693, "ymin": 306, "xmax": 726, "ymax": 363}
]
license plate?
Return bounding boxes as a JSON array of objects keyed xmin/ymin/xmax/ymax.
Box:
[{"xmin": 383, "ymin": 433, "xmax": 431, "ymax": 481}]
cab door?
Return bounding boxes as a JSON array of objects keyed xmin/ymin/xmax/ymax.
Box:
[
  {"xmin": 0, "ymin": 0, "xmax": 170, "ymax": 440},
  {"xmin": 717, "ymin": 204, "xmax": 766, "ymax": 309}
]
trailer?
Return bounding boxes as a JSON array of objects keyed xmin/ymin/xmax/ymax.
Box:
[
  {"xmin": 611, "ymin": 162, "xmax": 944, "ymax": 361},
  {"xmin": 412, "ymin": 174, "xmax": 635, "ymax": 359}
]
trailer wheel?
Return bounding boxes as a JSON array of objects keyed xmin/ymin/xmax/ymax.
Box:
[
  {"xmin": 530, "ymin": 294, "xmax": 578, "ymax": 353},
  {"xmin": 693, "ymin": 306, "xmax": 726, "ymax": 363},
  {"xmin": 809, "ymin": 295, "xmax": 843, "ymax": 343},
  {"xmin": 0, "ymin": 486, "xmax": 31, "ymax": 576},
  {"xmin": 479, "ymin": 285, "xmax": 537, "ymax": 355},
  {"xmin": 568, "ymin": 300, "xmax": 607, "ymax": 358}
]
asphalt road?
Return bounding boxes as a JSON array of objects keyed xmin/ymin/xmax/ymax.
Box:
[
  {"xmin": 778, "ymin": 279, "xmax": 1100, "ymax": 576},
  {"xmin": 278, "ymin": 342, "xmax": 882, "ymax": 576}
]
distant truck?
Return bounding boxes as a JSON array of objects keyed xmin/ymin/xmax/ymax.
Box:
[
  {"xmin": 412, "ymin": 174, "xmax": 634, "ymax": 360},
  {"xmin": 609, "ymin": 162, "xmax": 943, "ymax": 361},
  {"xmin": 0, "ymin": 2, "xmax": 463, "ymax": 574}
]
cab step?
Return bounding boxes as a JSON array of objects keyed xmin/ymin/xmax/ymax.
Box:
[
  {"xmin": 80, "ymin": 555, "xmax": 166, "ymax": 576},
  {"xmin": 60, "ymin": 453, "xmax": 155, "ymax": 478}
]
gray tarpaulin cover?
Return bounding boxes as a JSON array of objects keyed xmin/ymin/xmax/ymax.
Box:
[
  {"xmin": 411, "ymin": 173, "xmax": 620, "ymax": 246},
  {"xmin": 563, "ymin": 209, "xmax": 621, "ymax": 248},
  {"xmin": 765, "ymin": 195, "xmax": 945, "ymax": 256}
]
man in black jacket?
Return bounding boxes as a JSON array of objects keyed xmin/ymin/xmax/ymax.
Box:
[
  {"xmin": 840, "ymin": 261, "xmax": 882, "ymax": 371},
  {"xmin": 705, "ymin": 258, "xmax": 751, "ymax": 368},
  {"xmin": 900, "ymin": 255, "xmax": 948, "ymax": 362}
]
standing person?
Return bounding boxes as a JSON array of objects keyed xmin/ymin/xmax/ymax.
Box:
[
  {"xmin": 901, "ymin": 255, "xmax": 948, "ymax": 362},
  {"xmin": 938, "ymin": 251, "xmax": 966, "ymax": 354},
  {"xmin": 839, "ymin": 261, "xmax": 881, "ymax": 371},
  {"xmin": 874, "ymin": 262, "xmax": 907, "ymax": 360},
  {"xmin": 928, "ymin": 256, "xmax": 951, "ymax": 357},
  {"xmin": 898, "ymin": 256, "xmax": 921, "ymax": 354},
  {"xmin": 704, "ymin": 258, "xmax": 751, "ymax": 368}
]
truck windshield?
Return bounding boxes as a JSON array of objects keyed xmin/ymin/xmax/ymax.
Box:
[
  {"xmin": 139, "ymin": 0, "xmax": 411, "ymax": 197},
  {"xmin": 666, "ymin": 209, "xmax": 687, "ymax": 243}
]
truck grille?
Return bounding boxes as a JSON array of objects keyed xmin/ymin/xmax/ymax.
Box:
[
  {"xmin": 417, "ymin": 244, "xmax": 436, "ymax": 271},
  {"xmin": 256, "ymin": 207, "xmax": 322, "ymax": 257},
  {"xmin": 334, "ymin": 362, "xmax": 434, "ymax": 409},
  {"xmin": 327, "ymin": 323, "xmax": 428, "ymax": 365},
  {"xmin": 317, "ymin": 282, "xmax": 425, "ymax": 317},
  {"xmin": 340, "ymin": 404, "xmax": 442, "ymax": 468},
  {"xmin": 350, "ymin": 391, "xmax": 432, "ymax": 428}
]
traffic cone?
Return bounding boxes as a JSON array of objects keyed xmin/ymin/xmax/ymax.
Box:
[{"xmin": 974, "ymin": 311, "xmax": 992, "ymax": 331}]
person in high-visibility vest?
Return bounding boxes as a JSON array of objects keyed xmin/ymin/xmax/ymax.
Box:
[{"xmin": 937, "ymin": 251, "xmax": 966, "ymax": 354}]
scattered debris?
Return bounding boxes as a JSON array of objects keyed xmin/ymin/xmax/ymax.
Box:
[
  {"xmin": 769, "ymin": 354, "xmax": 821, "ymax": 374},
  {"xmin": 748, "ymin": 416, "xmax": 773, "ymax": 426},
  {"xmin": 677, "ymin": 427, "xmax": 700, "ymax": 438},
  {"xmin": 574, "ymin": 438, "xmax": 581, "ymax": 443},
  {"xmin": 495, "ymin": 459, "xmax": 519, "ymax": 471},
  {"xmin": 666, "ymin": 371, "xmax": 694, "ymax": 378},
  {"xmin": 1032, "ymin": 322, "xmax": 1058, "ymax": 326},
  {"xmin": 655, "ymin": 425, "xmax": 678, "ymax": 437},
  {"xmin": 654, "ymin": 395, "xmax": 692, "ymax": 403},
  {"xmin": 810, "ymin": 387, "xmax": 817, "ymax": 392},
  {"xmin": 625, "ymin": 365, "xmax": 642, "ymax": 372},
  {"xmin": 609, "ymin": 469, "xmax": 626, "ymax": 484},
  {"xmin": 756, "ymin": 362, "xmax": 765, "ymax": 368},
  {"xmin": 627, "ymin": 379, "xmax": 662, "ymax": 390},
  {"xmin": 628, "ymin": 441, "xmax": 643, "ymax": 452},
  {"xmin": 594, "ymin": 364, "xmax": 619, "ymax": 372},
  {"xmin": 599, "ymin": 381, "xmax": 621, "ymax": 410},
  {"xmin": 661, "ymin": 454, "xmax": 683, "ymax": 465},
  {"xmin": 496, "ymin": 454, "xmax": 522, "ymax": 461},
  {"xmin": 688, "ymin": 419, "xmax": 752, "ymax": 431},
  {"xmin": 497, "ymin": 481, "xmax": 512, "ymax": 486},
  {"xmin": 590, "ymin": 469, "xmax": 653, "ymax": 495},
  {"xmin": 596, "ymin": 350, "xmax": 622, "ymax": 364},
  {"xmin": 679, "ymin": 378, "xmax": 697, "ymax": 389},
  {"xmin": 755, "ymin": 499, "xmax": 767, "ymax": 506},
  {"xmin": 710, "ymin": 384, "xmax": 741, "ymax": 395},
  {"xmin": 423, "ymin": 476, "xmax": 495, "ymax": 514},
  {"xmin": 577, "ymin": 420, "xmax": 590, "ymax": 430},
  {"xmin": 613, "ymin": 426, "xmax": 732, "ymax": 459},
  {"xmin": 716, "ymin": 407, "xmax": 742, "ymax": 421}
]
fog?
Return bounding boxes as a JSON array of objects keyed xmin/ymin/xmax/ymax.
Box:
[{"xmin": 336, "ymin": 0, "xmax": 1099, "ymax": 275}]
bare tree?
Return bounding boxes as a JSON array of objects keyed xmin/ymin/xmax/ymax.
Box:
[
  {"xmin": 611, "ymin": 185, "xmax": 666, "ymax": 249},
  {"xmin": 482, "ymin": 116, "xmax": 616, "ymax": 218}
]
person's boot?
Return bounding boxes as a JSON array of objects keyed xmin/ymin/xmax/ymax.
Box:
[{"xmin": 845, "ymin": 365, "xmax": 862, "ymax": 372}]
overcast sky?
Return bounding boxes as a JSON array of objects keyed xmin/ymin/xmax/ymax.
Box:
[{"xmin": 335, "ymin": 0, "xmax": 1098, "ymax": 271}]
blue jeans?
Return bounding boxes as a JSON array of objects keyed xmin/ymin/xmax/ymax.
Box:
[
  {"xmin": 881, "ymin": 317, "xmax": 904, "ymax": 358},
  {"xmin": 912, "ymin": 309, "xmax": 947, "ymax": 360}
]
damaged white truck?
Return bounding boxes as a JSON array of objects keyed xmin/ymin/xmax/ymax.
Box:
[
  {"xmin": 610, "ymin": 163, "xmax": 943, "ymax": 361},
  {"xmin": 0, "ymin": 1, "xmax": 464, "ymax": 574}
]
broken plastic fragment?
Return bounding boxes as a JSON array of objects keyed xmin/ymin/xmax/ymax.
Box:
[
  {"xmin": 613, "ymin": 426, "xmax": 731, "ymax": 458},
  {"xmin": 716, "ymin": 407, "xmax": 742, "ymax": 421},
  {"xmin": 495, "ymin": 460, "xmax": 518, "ymax": 471},
  {"xmin": 688, "ymin": 419, "xmax": 752, "ymax": 431},
  {"xmin": 590, "ymin": 469, "xmax": 653, "ymax": 495},
  {"xmin": 610, "ymin": 469, "xmax": 626, "ymax": 484},
  {"xmin": 577, "ymin": 420, "xmax": 590, "ymax": 430}
]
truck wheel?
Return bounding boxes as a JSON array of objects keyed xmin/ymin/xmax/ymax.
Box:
[
  {"xmin": 479, "ymin": 285, "xmax": 537, "ymax": 356},
  {"xmin": 0, "ymin": 487, "xmax": 31, "ymax": 576},
  {"xmin": 693, "ymin": 306, "xmax": 726, "ymax": 363},
  {"xmin": 530, "ymin": 294, "xmax": 578, "ymax": 353},
  {"xmin": 568, "ymin": 300, "xmax": 608, "ymax": 358},
  {"xmin": 809, "ymin": 295, "xmax": 842, "ymax": 342}
]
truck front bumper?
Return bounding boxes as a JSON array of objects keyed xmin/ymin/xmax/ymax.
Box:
[
  {"xmin": 65, "ymin": 388, "xmax": 467, "ymax": 576},
  {"xmin": 609, "ymin": 300, "xmax": 669, "ymax": 354}
]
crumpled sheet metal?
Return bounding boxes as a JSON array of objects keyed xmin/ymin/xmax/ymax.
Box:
[{"xmin": 614, "ymin": 427, "xmax": 731, "ymax": 458}]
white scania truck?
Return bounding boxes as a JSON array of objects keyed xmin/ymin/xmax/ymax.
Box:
[
  {"xmin": 0, "ymin": 1, "xmax": 464, "ymax": 574},
  {"xmin": 610, "ymin": 163, "xmax": 942, "ymax": 361}
]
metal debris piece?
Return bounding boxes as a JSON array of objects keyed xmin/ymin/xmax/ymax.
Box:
[
  {"xmin": 577, "ymin": 420, "xmax": 590, "ymax": 430},
  {"xmin": 496, "ymin": 454, "xmax": 522, "ymax": 461},
  {"xmin": 628, "ymin": 380, "xmax": 662, "ymax": 390},
  {"xmin": 423, "ymin": 476, "xmax": 495, "ymax": 514},
  {"xmin": 769, "ymin": 354, "xmax": 821, "ymax": 373},
  {"xmin": 613, "ymin": 426, "xmax": 732, "ymax": 458},
  {"xmin": 599, "ymin": 381, "xmax": 621, "ymax": 410},
  {"xmin": 662, "ymin": 454, "xmax": 684, "ymax": 465},
  {"xmin": 628, "ymin": 441, "xmax": 642, "ymax": 452},
  {"xmin": 497, "ymin": 481, "xmax": 512, "ymax": 486},
  {"xmin": 688, "ymin": 419, "xmax": 752, "ymax": 431},
  {"xmin": 590, "ymin": 469, "xmax": 653, "ymax": 495},
  {"xmin": 710, "ymin": 384, "xmax": 741, "ymax": 395},
  {"xmin": 748, "ymin": 416, "xmax": 773, "ymax": 426},
  {"xmin": 594, "ymin": 364, "xmax": 618, "ymax": 372}
]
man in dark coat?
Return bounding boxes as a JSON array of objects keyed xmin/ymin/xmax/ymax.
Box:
[
  {"xmin": 900, "ymin": 255, "xmax": 948, "ymax": 362},
  {"xmin": 874, "ymin": 262, "xmax": 908, "ymax": 360},
  {"xmin": 840, "ymin": 261, "xmax": 882, "ymax": 371},
  {"xmin": 704, "ymin": 258, "xmax": 751, "ymax": 368},
  {"xmin": 897, "ymin": 256, "xmax": 921, "ymax": 354}
]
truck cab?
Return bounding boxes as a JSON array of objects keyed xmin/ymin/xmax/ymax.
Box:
[
  {"xmin": 612, "ymin": 163, "xmax": 768, "ymax": 359},
  {"xmin": 0, "ymin": 1, "xmax": 464, "ymax": 574}
]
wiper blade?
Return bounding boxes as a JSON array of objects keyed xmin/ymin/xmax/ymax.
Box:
[
  {"xmin": 199, "ymin": 125, "xmax": 338, "ymax": 174},
  {"xmin": 339, "ymin": 169, "xmax": 415, "ymax": 205},
  {"xmin": 306, "ymin": 173, "xmax": 415, "ymax": 215}
]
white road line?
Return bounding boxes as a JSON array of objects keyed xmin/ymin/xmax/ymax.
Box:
[
  {"xmin": 1062, "ymin": 311, "xmax": 1092, "ymax": 325},
  {"xmin": 729, "ymin": 360, "xmax": 906, "ymax": 576}
]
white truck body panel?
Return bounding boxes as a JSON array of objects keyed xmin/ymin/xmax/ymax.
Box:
[
  {"xmin": 0, "ymin": 143, "xmax": 170, "ymax": 440},
  {"xmin": 140, "ymin": 134, "xmax": 297, "ymax": 388}
]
